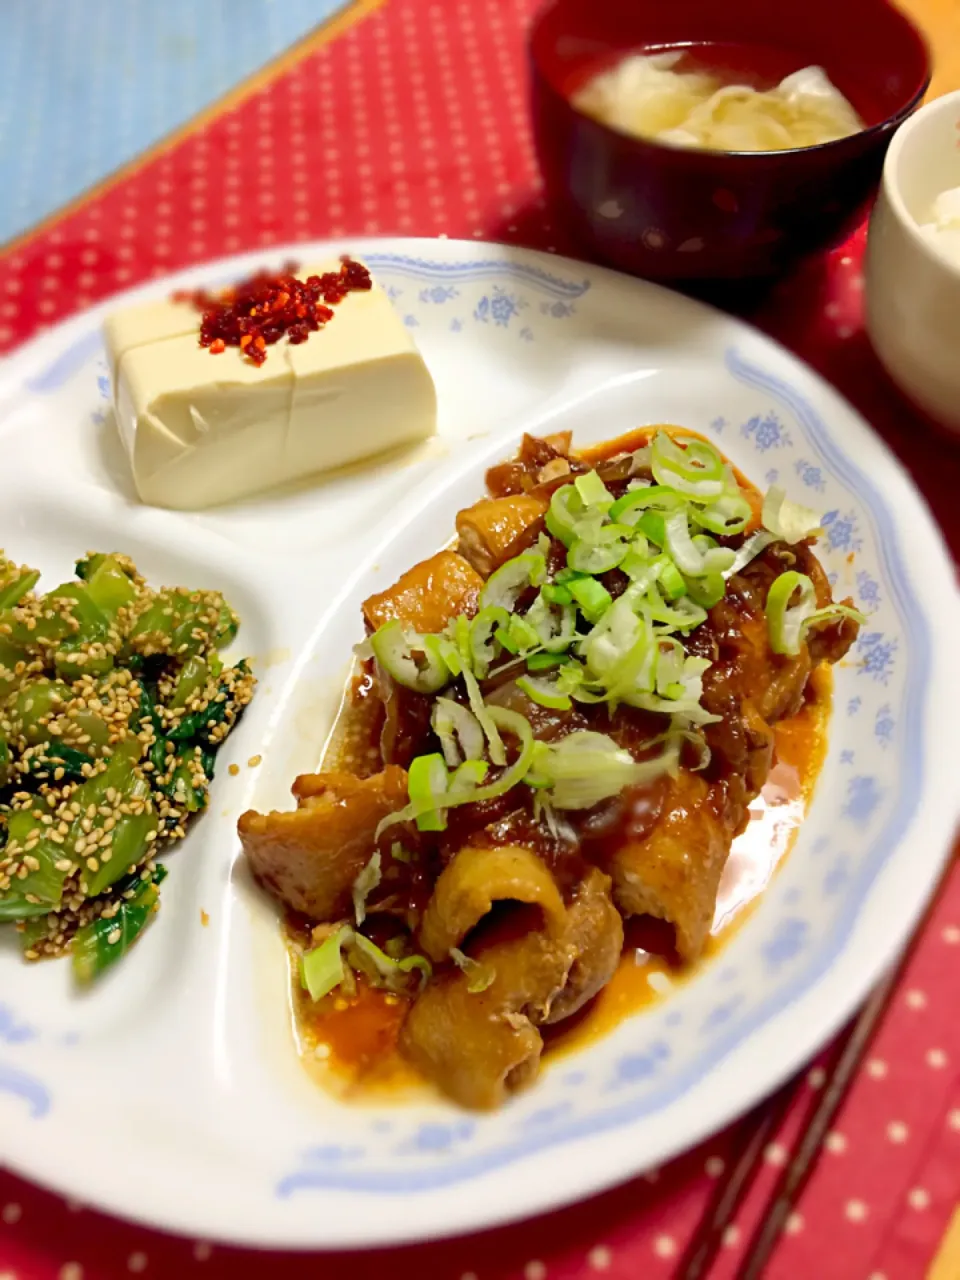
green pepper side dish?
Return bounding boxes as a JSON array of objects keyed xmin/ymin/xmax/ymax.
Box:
[{"xmin": 0, "ymin": 551, "xmax": 256, "ymax": 983}]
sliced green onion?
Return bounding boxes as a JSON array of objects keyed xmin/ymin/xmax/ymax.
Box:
[
  {"xmin": 450, "ymin": 946, "xmax": 496, "ymax": 993},
  {"xmin": 424, "ymin": 633, "xmax": 463, "ymax": 678},
  {"xmin": 546, "ymin": 485, "xmax": 586, "ymax": 546},
  {"xmin": 568, "ymin": 577, "xmax": 612, "ymax": 623},
  {"xmin": 691, "ymin": 490, "xmax": 752, "ymax": 536},
  {"xmin": 479, "ymin": 551, "xmax": 547, "ymax": 612},
  {"xmin": 620, "ymin": 545, "xmax": 660, "ymax": 588},
  {"xmin": 370, "ymin": 619, "xmax": 451, "ymax": 694},
  {"xmin": 527, "ymin": 730, "xmax": 680, "ymax": 809},
  {"xmin": 658, "ymin": 561, "xmax": 686, "ymax": 601},
  {"xmin": 608, "ymin": 485, "xmax": 686, "ymax": 524},
  {"xmin": 580, "ymin": 597, "xmax": 647, "ymax": 684},
  {"xmin": 447, "ymin": 614, "xmax": 472, "ymax": 668},
  {"xmin": 574, "ymin": 470, "xmax": 614, "ymax": 509},
  {"xmin": 766, "ymin": 571, "xmax": 865, "ymax": 655},
  {"xmin": 396, "ymin": 954, "xmax": 433, "ymax": 988},
  {"xmin": 806, "ymin": 602, "xmax": 866, "ymax": 632},
  {"xmin": 601, "ymin": 610, "xmax": 660, "ymax": 704},
  {"xmin": 683, "ymin": 570, "xmax": 725, "ymax": 609},
  {"xmin": 765, "ymin": 571, "xmax": 817, "ymax": 656},
  {"xmin": 352, "ymin": 851, "xmax": 382, "ymax": 924},
  {"xmin": 629, "ymin": 652, "xmax": 720, "ymax": 724},
  {"xmin": 516, "ymin": 674, "xmax": 572, "ymax": 710},
  {"xmin": 390, "ymin": 841, "xmax": 412, "ymax": 863},
  {"xmin": 663, "ymin": 509, "xmax": 735, "ymax": 578},
  {"xmin": 655, "ymin": 639, "xmax": 686, "ymax": 696},
  {"xmin": 651, "ymin": 431, "xmax": 726, "ymax": 500},
  {"xmin": 546, "ymin": 484, "xmax": 606, "ymax": 548},
  {"xmin": 762, "ymin": 486, "xmax": 822, "ymax": 543},
  {"xmin": 462, "ymin": 668, "xmax": 506, "ymax": 766},
  {"xmin": 567, "ymin": 525, "xmax": 632, "ymax": 574},
  {"xmin": 723, "ymin": 530, "xmax": 777, "ymax": 579},
  {"xmin": 408, "ymin": 753, "xmax": 450, "ymax": 832},
  {"xmin": 352, "ymin": 934, "xmax": 433, "ymax": 993},
  {"xmin": 432, "ymin": 698, "xmax": 485, "ymax": 768},
  {"xmin": 300, "ymin": 925, "xmax": 352, "ymax": 1001},
  {"xmin": 525, "ymin": 594, "xmax": 577, "ymax": 653},
  {"xmin": 496, "ymin": 614, "xmax": 541, "ymax": 655},
  {"xmin": 377, "ymin": 709, "xmax": 535, "ymax": 838},
  {"xmin": 449, "ymin": 759, "xmax": 490, "ymax": 790},
  {"xmin": 469, "ymin": 605, "xmax": 509, "ymax": 678},
  {"xmin": 542, "ymin": 583, "xmax": 572, "ymax": 605},
  {"xmin": 302, "ymin": 927, "xmax": 433, "ymax": 1001},
  {"xmin": 526, "ymin": 651, "xmax": 571, "ymax": 671},
  {"xmin": 638, "ymin": 511, "xmax": 666, "ymax": 547},
  {"xmin": 642, "ymin": 587, "xmax": 708, "ymax": 631},
  {"xmin": 555, "ymin": 661, "xmax": 595, "ymax": 702}
]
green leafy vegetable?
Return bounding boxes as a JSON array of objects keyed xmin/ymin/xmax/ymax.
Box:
[
  {"xmin": 72, "ymin": 865, "xmax": 168, "ymax": 986},
  {"xmin": 450, "ymin": 946, "xmax": 496, "ymax": 993}
]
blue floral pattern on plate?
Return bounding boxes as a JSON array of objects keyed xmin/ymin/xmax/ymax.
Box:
[
  {"xmin": 263, "ymin": 310, "xmax": 927, "ymax": 1199},
  {"xmin": 9, "ymin": 249, "xmax": 941, "ymax": 1218}
]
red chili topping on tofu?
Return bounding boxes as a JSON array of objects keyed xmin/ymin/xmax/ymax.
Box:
[{"xmin": 174, "ymin": 256, "xmax": 373, "ymax": 366}]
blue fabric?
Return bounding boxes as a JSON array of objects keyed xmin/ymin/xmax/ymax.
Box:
[{"xmin": 0, "ymin": 0, "xmax": 350, "ymax": 243}]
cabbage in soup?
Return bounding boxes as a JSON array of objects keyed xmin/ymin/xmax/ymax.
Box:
[{"xmin": 573, "ymin": 49, "xmax": 864, "ymax": 153}]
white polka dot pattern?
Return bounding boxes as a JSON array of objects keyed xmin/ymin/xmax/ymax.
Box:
[
  {"xmin": 1, "ymin": 8, "xmax": 960, "ymax": 1280},
  {"xmin": 0, "ymin": 0, "xmax": 546, "ymax": 356}
]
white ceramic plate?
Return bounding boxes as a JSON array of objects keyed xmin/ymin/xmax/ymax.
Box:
[{"xmin": 1, "ymin": 239, "xmax": 958, "ymax": 1248}]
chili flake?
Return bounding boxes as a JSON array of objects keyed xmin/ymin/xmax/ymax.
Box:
[{"xmin": 174, "ymin": 256, "xmax": 373, "ymax": 367}]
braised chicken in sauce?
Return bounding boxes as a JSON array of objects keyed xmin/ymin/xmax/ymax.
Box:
[{"xmin": 239, "ymin": 428, "xmax": 860, "ymax": 1109}]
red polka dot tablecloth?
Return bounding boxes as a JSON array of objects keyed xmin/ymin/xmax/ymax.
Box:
[{"xmin": 1, "ymin": 2, "xmax": 959, "ymax": 1277}]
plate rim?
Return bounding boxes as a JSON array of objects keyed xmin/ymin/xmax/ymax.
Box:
[{"xmin": 2, "ymin": 236, "xmax": 958, "ymax": 1248}]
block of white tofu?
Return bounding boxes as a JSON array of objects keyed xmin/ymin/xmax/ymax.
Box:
[{"xmin": 105, "ymin": 261, "xmax": 438, "ymax": 510}]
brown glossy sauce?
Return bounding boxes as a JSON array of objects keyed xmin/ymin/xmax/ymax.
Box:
[
  {"xmin": 545, "ymin": 664, "xmax": 830, "ymax": 1059},
  {"xmin": 287, "ymin": 429, "xmax": 832, "ymax": 1101}
]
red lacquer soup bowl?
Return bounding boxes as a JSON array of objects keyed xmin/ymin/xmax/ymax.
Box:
[{"xmin": 529, "ymin": 0, "xmax": 931, "ymax": 282}]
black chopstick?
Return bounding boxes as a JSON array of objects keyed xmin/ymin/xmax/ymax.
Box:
[
  {"xmin": 735, "ymin": 963, "xmax": 905, "ymax": 1279},
  {"xmin": 679, "ymin": 848, "xmax": 957, "ymax": 1280},
  {"xmin": 678, "ymin": 1075, "xmax": 800, "ymax": 1280}
]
